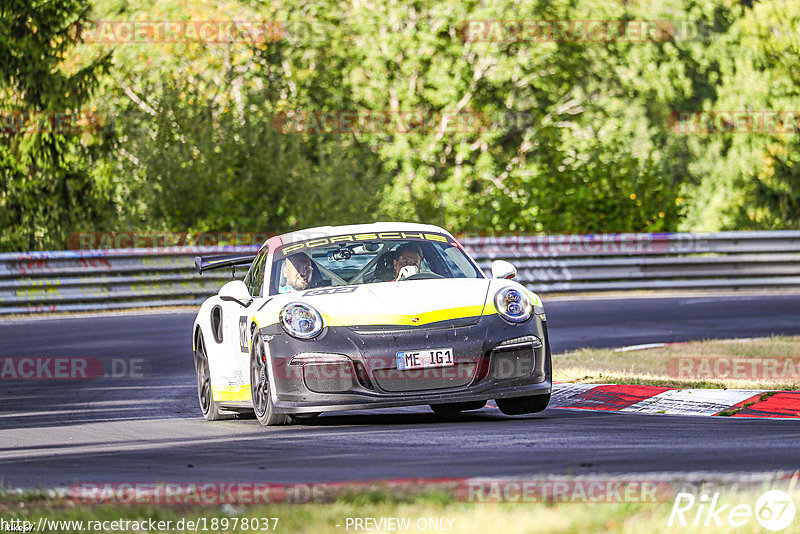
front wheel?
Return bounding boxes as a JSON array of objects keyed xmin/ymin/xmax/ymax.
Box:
[
  {"xmin": 251, "ymin": 337, "xmax": 290, "ymax": 426},
  {"xmin": 496, "ymin": 394, "xmax": 550, "ymax": 415}
]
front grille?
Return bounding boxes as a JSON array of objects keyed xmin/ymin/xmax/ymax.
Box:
[
  {"xmin": 372, "ymin": 363, "xmax": 476, "ymax": 392},
  {"xmin": 303, "ymin": 362, "xmax": 356, "ymax": 393},
  {"xmin": 490, "ymin": 347, "xmax": 535, "ymax": 379}
]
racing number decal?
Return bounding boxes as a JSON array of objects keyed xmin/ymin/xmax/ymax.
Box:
[{"xmin": 238, "ymin": 316, "xmax": 249, "ymax": 352}]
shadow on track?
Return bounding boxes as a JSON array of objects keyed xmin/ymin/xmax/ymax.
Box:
[{"xmin": 286, "ymin": 408, "xmax": 551, "ymax": 427}]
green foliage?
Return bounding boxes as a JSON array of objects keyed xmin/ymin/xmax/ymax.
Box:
[
  {"xmin": 111, "ymin": 76, "xmax": 388, "ymax": 232},
  {"xmin": 680, "ymin": 0, "xmax": 800, "ymax": 230},
  {"xmin": 0, "ymin": 0, "xmax": 112, "ymax": 250},
  {"xmin": 2, "ymin": 0, "xmax": 799, "ymax": 251}
]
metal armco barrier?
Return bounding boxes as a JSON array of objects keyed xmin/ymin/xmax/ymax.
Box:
[
  {"xmin": 1, "ymin": 231, "xmax": 799, "ymax": 315},
  {"xmin": 465, "ymin": 231, "xmax": 800, "ymax": 292},
  {"xmin": 0, "ymin": 247, "xmax": 258, "ymax": 315}
]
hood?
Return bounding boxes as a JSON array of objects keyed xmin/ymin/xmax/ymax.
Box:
[{"xmin": 299, "ymin": 278, "xmax": 494, "ymax": 327}]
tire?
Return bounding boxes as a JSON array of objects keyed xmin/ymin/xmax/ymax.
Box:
[
  {"xmin": 194, "ymin": 331, "xmax": 225, "ymax": 421},
  {"xmin": 430, "ymin": 400, "xmax": 486, "ymax": 415},
  {"xmin": 496, "ymin": 393, "xmax": 550, "ymax": 415},
  {"xmin": 251, "ymin": 336, "xmax": 290, "ymax": 426}
]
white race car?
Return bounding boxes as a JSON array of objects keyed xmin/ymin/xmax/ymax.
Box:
[{"xmin": 192, "ymin": 222, "xmax": 551, "ymax": 425}]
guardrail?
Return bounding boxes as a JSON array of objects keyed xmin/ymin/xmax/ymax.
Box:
[
  {"xmin": 1, "ymin": 231, "xmax": 798, "ymax": 315},
  {"xmin": 0, "ymin": 247, "xmax": 258, "ymax": 315},
  {"xmin": 464, "ymin": 231, "xmax": 800, "ymax": 293}
]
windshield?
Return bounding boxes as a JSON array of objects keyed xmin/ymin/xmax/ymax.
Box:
[{"xmin": 268, "ymin": 232, "xmax": 483, "ymax": 295}]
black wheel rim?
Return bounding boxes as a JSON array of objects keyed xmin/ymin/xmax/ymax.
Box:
[
  {"xmin": 251, "ymin": 340, "xmax": 268, "ymax": 417},
  {"xmin": 195, "ymin": 335, "xmax": 212, "ymax": 415}
]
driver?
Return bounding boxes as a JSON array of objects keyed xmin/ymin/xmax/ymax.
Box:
[
  {"xmin": 392, "ymin": 244, "xmax": 423, "ymax": 281},
  {"xmin": 280, "ymin": 252, "xmax": 314, "ymax": 293}
]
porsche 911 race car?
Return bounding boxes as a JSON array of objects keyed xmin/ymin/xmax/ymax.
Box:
[{"xmin": 192, "ymin": 222, "xmax": 551, "ymax": 425}]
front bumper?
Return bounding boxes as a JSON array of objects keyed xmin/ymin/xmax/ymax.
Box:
[{"xmin": 259, "ymin": 314, "xmax": 553, "ymax": 414}]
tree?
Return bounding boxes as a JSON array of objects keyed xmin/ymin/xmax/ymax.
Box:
[
  {"xmin": 679, "ymin": 0, "xmax": 800, "ymax": 230},
  {"xmin": 0, "ymin": 0, "xmax": 112, "ymax": 250}
]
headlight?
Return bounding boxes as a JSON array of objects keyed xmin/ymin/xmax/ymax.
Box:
[
  {"xmin": 494, "ymin": 287, "xmax": 533, "ymax": 323},
  {"xmin": 279, "ymin": 302, "xmax": 324, "ymax": 339}
]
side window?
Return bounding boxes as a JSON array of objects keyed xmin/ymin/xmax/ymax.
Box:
[
  {"xmin": 246, "ymin": 251, "xmax": 268, "ymax": 296},
  {"xmin": 441, "ymin": 247, "xmax": 469, "ymax": 278},
  {"xmin": 243, "ymin": 260, "xmax": 254, "ymax": 293}
]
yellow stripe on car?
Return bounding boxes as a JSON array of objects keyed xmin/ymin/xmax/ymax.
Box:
[
  {"xmin": 524, "ymin": 289, "xmax": 543, "ymax": 308},
  {"xmin": 322, "ymin": 304, "xmax": 493, "ymax": 327},
  {"xmin": 212, "ymin": 384, "xmax": 251, "ymax": 402}
]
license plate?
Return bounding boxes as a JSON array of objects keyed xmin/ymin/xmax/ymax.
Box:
[{"xmin": 396, "ymin": 348, "xmax": 454, "ymax": 370}]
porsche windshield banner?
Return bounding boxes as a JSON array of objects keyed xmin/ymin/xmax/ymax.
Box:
[{"xmin": 279, "ymin": 232, "xmax": 452, "ymax": 256}]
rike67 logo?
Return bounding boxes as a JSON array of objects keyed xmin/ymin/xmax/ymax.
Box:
[{"xmin": 668, "ymin": 490, "xmax": 796, "ymax": 531}]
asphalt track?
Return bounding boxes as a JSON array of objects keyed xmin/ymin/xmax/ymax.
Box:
[{"xmin": 2, "ymin": 294, "xmax": 800, "ymax": 489}]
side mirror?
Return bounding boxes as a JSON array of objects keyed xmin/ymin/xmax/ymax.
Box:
[
  {"xmin": 491, "ymin": 260, "xmax": 517, "ymax": 279},
  {"xmin": 218, "ymin": 280, "xmax": 252, "ymax": 307}
]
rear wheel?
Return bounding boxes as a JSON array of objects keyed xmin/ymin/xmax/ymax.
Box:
[
  {"xmin": 251, "ymin": 337, "xmax": 290, "ymax": 426},
  {"xmin": 194, "ymin": 331, "xmax": 225, "ymax": 421},
  {"xmin": 496, "ymin": 394, "xmax": 550, "ymax": 415},
  {"xmin": 430, "ymin": 401, "xmax": 486, "ymax": 415}
]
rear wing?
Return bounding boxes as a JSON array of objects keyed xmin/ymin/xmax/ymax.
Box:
[{"xmin": 194, "ymin": 254, "xmax": 256, "ymax": 276}]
